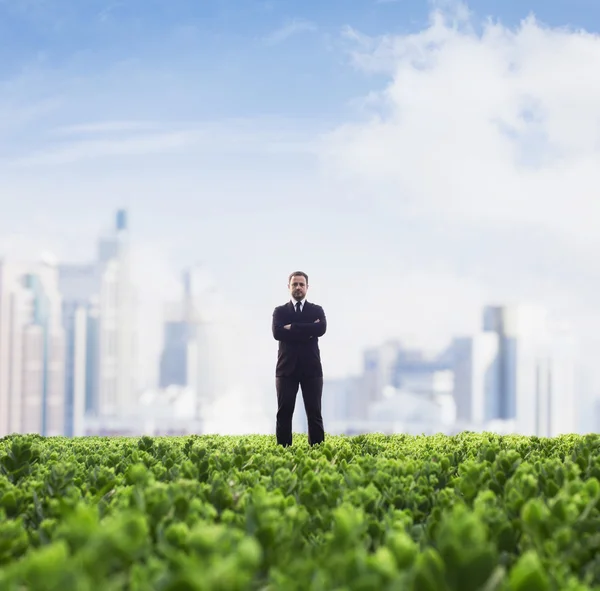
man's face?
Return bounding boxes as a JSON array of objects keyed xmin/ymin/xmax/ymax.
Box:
[{"xmin": 288, "ymin": 275, "xmax": 307, "ymax": 301}]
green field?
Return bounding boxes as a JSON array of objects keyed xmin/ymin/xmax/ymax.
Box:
[{"xmin": 1, "ymin": 431, "xmax": 599, "ymax": 590}]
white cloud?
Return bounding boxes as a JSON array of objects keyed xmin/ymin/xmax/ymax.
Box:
[
  {"xmin": 263, "ymin": 18, "xmax": 317, "ymax": 45},
  {"xmin": 322, "ymin": 5, "xmax": 600, "ymax": 245},
  {"xmin": 3, "ymin": 116, "xmax": 322, "ymax": 166},
  {"xmin": 52, "ymin": 120, "xmax": 159, "ymax": 135},
  {"xmin": 9, "ymin": 130, "xmax": 197, "ymax": 166}
]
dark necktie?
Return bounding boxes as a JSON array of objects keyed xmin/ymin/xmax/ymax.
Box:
[{"xmin": 296, "ymin": 301, "xmax": 302, "ymax": 313}]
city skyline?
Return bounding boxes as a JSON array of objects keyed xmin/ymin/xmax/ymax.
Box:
[{"xmin": 0, "ymin": 209, "xmax": 583, "ymax": 437}]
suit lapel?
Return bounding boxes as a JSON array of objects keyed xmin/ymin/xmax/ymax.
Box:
[{"xmin": 288, "ymin": 300, "xmax": 309, "ymax": 315}]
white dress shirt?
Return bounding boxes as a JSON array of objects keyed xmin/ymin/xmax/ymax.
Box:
[{"xmin": 291, "ymin": 298, "xmax": 306, "ymax": 312}]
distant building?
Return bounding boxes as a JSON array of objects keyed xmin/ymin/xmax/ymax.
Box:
[
  {"xmin": 84, "ymin": 385, "xmax": 203, "ymax": 436},
  {"xmin": 59, "ymin": 209, "xmax": 137, "ymax": 430},
  {"xmin": 322, "ymin": 376, "xmax": 365, "ymax": 423},
  {"xmin": 158, "ymin": 265, "xmax": 218, "ymax": 421},
  {"xmin": 159, "ymin": 318, "xmax": 192, "ymax": 388},
  {"xmin": 392, "ymin": 346, "xmax": 453, "ymax": 391},
  {"xmin": 363, "ymin": 341, "xmax": 401, "ymax": 404},
  {"xmin": 24, "ymin": 263, "xmax": 66, "ymax": 436},
  {"xmin": 58, "ymin": 264, "xmax": 100, "ymax": 424},
  {"xmin": 452, "ymin": 333, "xmax": 499, "ymax": 425},
  {"xmin": 62, "ymin": 300, "xmax": 88, "ymax": 436},
  {"xmin": 368, "ymin": 387, "xmax": 456, "ymax": 428},
  {"xmin": 319, "ymin": 341, "xmax": 457, "ymax": 437},
  {"xmin": 96, "ymin": 209, "xmax": 136, "ymax": 416},
  {"xmin": 0, "ymin": 260, "xmax": 30, "ymax": 436},
  {"xmin": 452, "ymin": 304, "xmax": 577, "ymax": 437},
  {"xmin": 0, "ymin": 257, "xmax": 66, "ymax": 436},
  {"xmin": 362, "ymin": 340, "xmax": 453, "ymax": 405}
]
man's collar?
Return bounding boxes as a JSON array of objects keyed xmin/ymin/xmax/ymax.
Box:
[{"xmin": 291, "ymin": 298, "xmax": 306, "ymax": 306}]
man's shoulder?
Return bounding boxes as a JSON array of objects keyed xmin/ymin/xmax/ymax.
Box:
[
  {"xmin": 273, "ymin": 302, "xmax": 292, "ymax": 312},
  {"xmin": 306, "ymin": 301, "xmax": 324, "ymax": 311}
]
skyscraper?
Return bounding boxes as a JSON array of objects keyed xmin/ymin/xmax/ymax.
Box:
[
  {"xmin": 23, "ymin": 259, "xmax": 66, "ymax": 436},
  {"xmin": 62, "ymin": 300, "xmax": 89, "ymax": 436},
  {"xmin": 452, "ymin": 333, "xmax": 500, "ymax": 426},
  {"xmin": 59, "ymin": 209, "xmax": 137, "ymax": 429},
  {"xmin": 0, "ymin": 260, "xmax": 30, "ymax": 436},
  {"xmin": 0, "ymin": 257, "xmax": 66, "ymax": 437},
  {"xmin": 362, "ymin": 341, "xmax": 402, "ymax": 404},
  {"xmin": 59, "ymin": 263, "xmax": 99, "ymax": 432},
  {"xmin": 452, "ymin": 304, "xmax": 577, "ymax": 436},
  {"xmin": 96, "ymin": 209, "xmax": 137, "ymax": 416},
  {"xmin": 159, "ymin": 265, "xmax": 217, "ymax": 420}
]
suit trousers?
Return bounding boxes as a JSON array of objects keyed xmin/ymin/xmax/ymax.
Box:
[{"xmin": 276, "ymin": 372, "xmax": 324, "ymax": 447}]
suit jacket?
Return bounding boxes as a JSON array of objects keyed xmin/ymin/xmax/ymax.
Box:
[{"xmin": 272, "ymin": 301, "xmax": 327, "ymax": 377}]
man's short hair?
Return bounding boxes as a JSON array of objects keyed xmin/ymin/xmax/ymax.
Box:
[{"xmin": 288, "ymin": 271, "xmax": 308, "ymax": 284}]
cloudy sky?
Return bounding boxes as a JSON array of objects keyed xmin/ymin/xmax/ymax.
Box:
[{"xmin": 3, "ymin": 0, "xmax": 600, "ymax": 418}]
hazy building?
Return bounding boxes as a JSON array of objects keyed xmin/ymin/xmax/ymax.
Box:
[
  {"xmin": 452, "ymin": 304, "xmax": 577, "ymax": 437},
  {"xmin": 452, "ymin": 333, "xmax": 500, "ymax": 425},
  {"xmin": 362, "ymin": 340, "xmax": 403, "ymax": 404},
  {"xmin": 0, "ymin": 257, "xmax": 66, "ymax": 436},
  {"xmin": 22, "ymin": 259, "xmax": 67, "ymax": 436},
  {"xmin": 59, "ymin": 209, "xmax": 137, "ymax": 425},
  {"xmin": 392, "ymin": 347, "xmax": 453, "ymax": 391},
  {"xmin": 322, "ymin": 376, "xmax": 365, "ymax": 423},
  {"xmin": 96, "ymin": 209, "xmax": 137, "ymax": 416},
  {"xmin": 159, "ymin": 313, "xmax": 193, "ymax": 388},
  {"xmin": 368, "ymin": 388, "xmax": 456, "ymax": 428},
  {"xmin": 62, "ymin": 301, "xmax": 88, "ymax": 436},
  {"xmin": 159, "ymin": 265, "xmax": 218, "ymax": 421},
  {"xmin": 362, "ymin": 341, "xmax": 453, "ymax": 405},
  {"xmin": 58, "ymin": 264, "xmax": 100, "ymax": 425},
  {"xmin": 84, "ymin": 385, "xmax": 203, "ymax": 436},
  {"xmin": 0, "ymin": 260, "xmax": 33, "ymax": 436}
]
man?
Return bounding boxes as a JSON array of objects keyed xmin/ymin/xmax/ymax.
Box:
[{"xmin": 271, "ymin": 271, "xmax": 327, "ymax": 447}]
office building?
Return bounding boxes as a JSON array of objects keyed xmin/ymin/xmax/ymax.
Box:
[
  {"xmin": 452, "ymin": 304, "xmax": 577, "ymax": 436},
  {"xmin": 452, "ymin": 333, "xmax": 500, "ymax": 426},
  {"xmin": 0, "ymin": 257, "xmax": 66, "ymax": 436},
  {"xmin": 159, "ymin": 265, "xmax": 218, "ymax": 420},
  {"xmin": 0, "ymin": 260, "xmax": 30, "ymax": 436},
  {"xmin": 59, "ymin": 209, "xmax": 137, "ymax": 425}
]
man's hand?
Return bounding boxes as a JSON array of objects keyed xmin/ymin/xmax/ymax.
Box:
[{"xmin": 309, "ymin": 318, "xmax": 319, "ymax": 337}]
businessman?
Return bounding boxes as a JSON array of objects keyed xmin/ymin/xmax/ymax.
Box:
[{"xmin": 271, "ymin": 271, "xmax": 327, "ymax": 447}]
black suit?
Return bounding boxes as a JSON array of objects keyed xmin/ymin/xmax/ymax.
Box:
[{"xmin": 272, "ymin": 300, "xmax": 327, "ymax": 446}]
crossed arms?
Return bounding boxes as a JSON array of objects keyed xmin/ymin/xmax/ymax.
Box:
[{"xmin": 272, "ymin": 306, "xmax": 327, "ymax": 342}]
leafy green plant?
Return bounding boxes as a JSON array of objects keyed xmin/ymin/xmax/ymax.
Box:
[{"xmin": 1, "ymin": 432, "xmax": 600, "ymax": 589}]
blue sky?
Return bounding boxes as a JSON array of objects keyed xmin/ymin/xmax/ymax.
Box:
[
  {"xmin": 4, "ymin": 0, "xmax": 599, "ymax": 125},
  {"xmin": 3, "ymin": 0, "xmax": 600, "ymax": 422},
  {"xmin": 3, "ymin": 0, "xmax": 597, "ymax": 154}
]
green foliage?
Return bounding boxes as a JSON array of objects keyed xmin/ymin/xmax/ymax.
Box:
[{"xmin": 1, "ymin": 432, "xmax": 600, "ymax": 589}]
